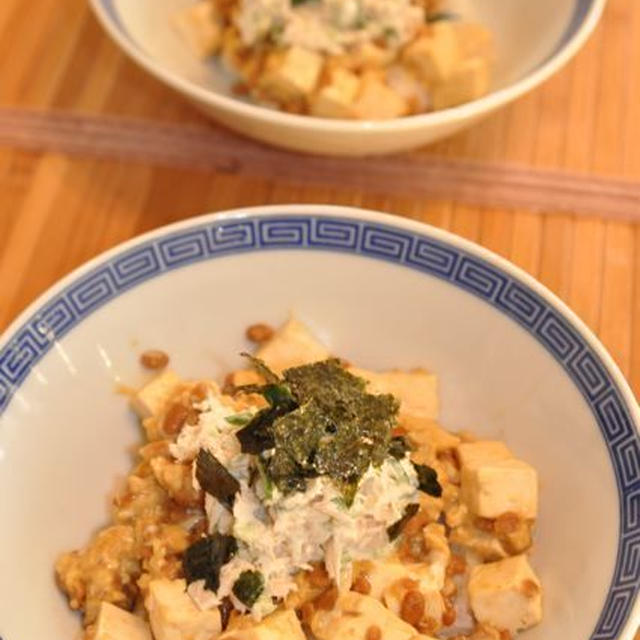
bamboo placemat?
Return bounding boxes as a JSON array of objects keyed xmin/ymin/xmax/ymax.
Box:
[{"xmin": 1, "ymin": 0, "xmax": 640, "ymax": 407}]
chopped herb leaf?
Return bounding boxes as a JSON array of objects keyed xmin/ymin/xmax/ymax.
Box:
[
  {"xmin": 255, "ymin": 456, "xmax": 273, "ymax": 500},
  {"xmin": 427, "ymin": 11, "xmax": 460, "ymax": 22},
  {"xmin": 389, "ymin": 435, "xmax": 411, "ymax": 459},
  {"xmin": 262, "ymin": 383, "xmax": 295, "ymax": 406},
  {"xmin": 196, "ymin": 449, "xmax": 240, "ymax": 510},
  {"xmin": 232, "ymin": 570, "xmax": 265, "ymax": 607},
  {"xmin": 183, "ymin": 534, "xmax": 237, "ymax": 591},
  {"xmin": 225, "ymin": 411, "xmax": 254, "ymax": 427},
  {"xmin": 413, "ymin": 463, "xmax": 442, "ymax": 497},
  {"xmin": 387, "ymin": 503, "xmax": 420, "ymax": 540}
]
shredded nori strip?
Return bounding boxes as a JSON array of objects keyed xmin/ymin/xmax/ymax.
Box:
[
  {"xmin": 183, "ymin": 534, "xmax": 238, "ymax": 591},
  {"xmin": 388, "ymin": 435, "xmax": 411, "ymax": 459},
  {"xmin": 232, "ymin": 570, "xmax": 265, "ymax": 607},
  {"xmin": 240, "ymin": 353, "xmax": 280, "ymax": 384},
  {"xmin": 413, "ymin": 463, "xmax": 443, "ymax": 497},
  {"xmin": 196, "ymin": 449, "xmax": 240, "ymax": 510},
  {"xmin": 236, "ymin": 388, "xmax": 298, "ymax": 454},
  {"xmin": 387, "ymin": 502, "xmax": 420, "ymax": 540},
  {"xmin": 219, "ymin": 598, "xmax": 234, "ymax": 630}
]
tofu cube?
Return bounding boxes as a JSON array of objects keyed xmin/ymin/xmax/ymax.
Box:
[
  {"xmin": 357, "ymin": 557, "xmax": 412, "ymax": 601},
  {"xmin": 173, "ymin": 1, "xmax": 223, "ymax": 58},
  {"xmin": 449, "ymin": 524, "xmax": 507, "ymax": 562},
  {"xmin": 353, "ymin": 77, "xmax": 409, "ymax": 120},
  {"xmin": 347, "ymin": 42, "xmax": 396, "ymax": 69},
  {"xmin": 452, "ymin": 22, "xmax": 493, "ymax": 59},
  {"xmin": 255, "ymin": 315, "xmax": 330, "ymax": 373},
  {"xmin": 456, "ymin": 441, "xmax": 512, "ymax": 470},
  {"xmin": 145, "ymin": 579, "xmax": 221, "ymax": 640},
  {"xmin": 468, "ymin": 555, "xmax": 543, "ymax": 633},
  {"xmin": 259, "ymin": 46, "xmax": 323, "ymax": 103},
  {"xmin": 311, "ymin": 592, "xmax": 418, "ymax": 640},
  {"xmin": 461, "ymin": 458, "xmax": 538, "ymax": 519},
  {"xmin": 95, "ymin": 602, "xmax": 152, "ymax": 640},
  {"xmin": 403, "ymin": 22, "xmax": 460, "ymax": 83},
  {"xmin": 431, "ymin": 56, "xmax": 490, "ymax": 110},
  {"xmin": 310, "ymin": 68, "xmax": 360, "ymax": 119},
  {"xmin": 401, "ymin": 415, "xmax": 460, "ymax": 453},
  {"xmin": 131, "ymin": 369, "xmax": 182, "ymax": 418},
  {"xmin": 219, "ymin": 609, "xmax": 306, "ymax": 640},
  {"xmin": 349, "ymin": 368, "xmax": 438, "ymax": 419},
  {"xmin": 386, "ymin": 64, "xmax": 431, "ymax": 113}
]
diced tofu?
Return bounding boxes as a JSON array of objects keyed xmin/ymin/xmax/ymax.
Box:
[
  {"xmin": 310, "ymin": 68, "xmax": 360, "ymax": 119},
  {"xmin": 449, "ymin": 524, "xmax": 507, "ymax": 562},
  {"xmin": 347, "ymin": 42, "xmax": 396, "ymax": 69},
  {"xmin": 452, "ymin": 22, "xmax": 493, "ymax": 59},
  {"xmin": 226, "ymin": 368, "xmax": 265, "ymax": 388},
  {"xmin": 259, "ymin": 46, "xmax": 323, "ymax": 103},
  {"xmin": 311, "ymin": 592, "xmax": 418, "ymax": 640},
  {"xmin": 456, "ymin": 441, "xmax": 512, "ymax": 470},
  {"xmin": 461, "ymin": 459, "xmax": 538, "ymax": 519},
  {"xmin": 145, "ymin": 579, "xmax": 222, "ymax": 640},
  {"xmin": 468, "ymin": 555, "xmax": 543, "ymax": 633},
  {"xmin": 431, "ymin": 57, "xmax": 490, "ymax": 110},
  {"xmin": 349, "ymin": 368, "xmax": 438, "ymax": 419},
  {"xmin": 358, "ymin": 557, "xmax": 412, "ymax": 600},
  {"xmin": 353, "ymin": 77, "xmax": 409, "ymax": 120},
  {"xmin": 401, "ymin": 415, "xmax": 460, "ymax": 453},
  {"xmin": 131, "ymin": 370, "xmax": 182, "ymax": 418},
  {"xmin": 386, "ymin": 64, "xmax": 431, "ymax": 113},
  {"xmin": 403, "ymin": 22, "xmax": 460, "ymax": 83},
  {"xmin": 255, "ymin": 316, "xmax": 330, "ymax": 372},
  {"xmin": 219, "ymin": 609, "xmax": 306, "ymax": 640},
  {"xmin": 173, "ymin": 1, "xmax": 223, "ymax": 58},
  {"xmin": 95, "ymin": 602, "xmax": 152, "ymax": 640}
]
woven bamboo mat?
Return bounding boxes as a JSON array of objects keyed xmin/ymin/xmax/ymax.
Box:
[{"xmin": 0, "ymin": 0, "xmax": 639, "ymax": 406}]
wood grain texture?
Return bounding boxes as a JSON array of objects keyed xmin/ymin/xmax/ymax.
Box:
[{"xmin": 0, "ymin": 0, "xmax": 638, "ymax": 412}]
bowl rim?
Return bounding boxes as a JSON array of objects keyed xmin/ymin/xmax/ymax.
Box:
[
  {"xmin": 89, "ymin": 0, "xmax": 607, "ymax": 135},
  {"xmin": 0, "ymin": 204, "xmax": 638, "ymax": 638}
]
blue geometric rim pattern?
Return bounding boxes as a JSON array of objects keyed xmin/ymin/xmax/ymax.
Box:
[{"xmin": 0, "ymin": 214, "xmax": 638, "ymax": 638}]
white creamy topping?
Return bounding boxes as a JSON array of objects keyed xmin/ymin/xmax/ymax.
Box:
[
  {"xmin": 236, "ymin": 0, "xmax": 425, "ymax": 54},
  {"xmin": 171, "ymin": 390, "xmax": 419, "ymax": 619}
]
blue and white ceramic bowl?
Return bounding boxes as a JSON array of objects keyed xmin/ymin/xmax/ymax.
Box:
[
  {"xmin": 90, "ymin": 0, "xmax": 606, "ymax": 155},
  {"xmin": 0, "ymin": 206, "xmax": 638, "ymax": 639}
]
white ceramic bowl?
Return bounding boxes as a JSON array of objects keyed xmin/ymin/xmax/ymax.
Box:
[
  {"xmin": 89, "ymin": 0, "xmax": 605, "ymax": 155},
  {"xmin": 0, "ymin": 206, "xmax": 638, "ymax": 640}
]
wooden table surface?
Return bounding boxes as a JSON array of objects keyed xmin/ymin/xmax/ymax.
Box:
[{"xmin": 1, "ymin": 0, "xmax": 639, "ymax": 409}]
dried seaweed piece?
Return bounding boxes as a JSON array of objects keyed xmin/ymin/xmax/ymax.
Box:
[
  {"xmin": 235, "ymin": 358, "xmax": 399, "ymax": 498},
  {"xmin": 236, "ymin": 388, "xmax": 298, "ymax": 454},
  {"xmin": 219, "ymin": 597, "xmax": 234, "ymax": 630},
  {"xmin": 196, "ymin": 449, "xmax": 240, "ymax": 510},
  {"xmin": 232, "ymin": 570, "xmax": 265, "ymax": 608},
  {"xmin": 413, "ymin": 463, "xmax": 442, "ymax": 497},
  {"xmin": 387, "ymin": 503, "xmax": 420, "ymax": 541},
  {"xmin": 183, "ymin": 534, "xmax": 238, "ymax": 591}
]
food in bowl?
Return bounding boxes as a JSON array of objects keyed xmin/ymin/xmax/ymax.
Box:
[
  {"xmin": 172, "ymin": 0, "xmax": 493, "ymax": 119},
  {"xmin": 56, "ymin": 316, "xmax": 542, "ymax": 640}
]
